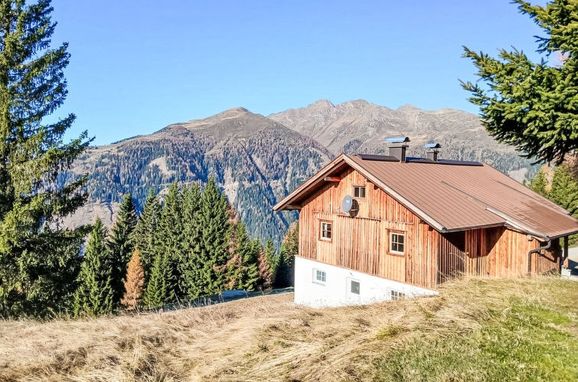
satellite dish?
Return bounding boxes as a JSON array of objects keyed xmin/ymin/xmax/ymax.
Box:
[{"xmin": 342, "ymin": 195, "xmax": 359, "ymax": 217}]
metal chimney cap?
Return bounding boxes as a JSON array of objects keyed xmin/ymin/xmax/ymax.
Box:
[
  {"xmin": 424, "ymin": 142, "xmax": 441, "ymax": 149},
  {"xmin": 385, "ymin": 136, "xmax": 410, "ymax": 144}
]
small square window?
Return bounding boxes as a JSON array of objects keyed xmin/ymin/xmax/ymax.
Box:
[
  {"xmin": 353, "ymin": 186, "xmax": 366, "ymax": 198},
  {"xmin": 313, "ymin": 269, "xmax": 326, "ymax": 284},
  {"xmin": 391, "ymin": 290, "xmax": 406, "ymax": 300},
  {"xmin": 390, "ymin": 232, "xmax": 405, "ymax": 254},
  {"xmin": 320, "ymin": 221, "xmax": 332, "ymax": 241},
  {"xmin": 350, "ymin": 280, "xmax": 360, "ymax": 295}
]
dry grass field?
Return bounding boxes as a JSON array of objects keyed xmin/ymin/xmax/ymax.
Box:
[{"xmin": 1, "ymin": 277, "xmax": 577, "ymax": 382}]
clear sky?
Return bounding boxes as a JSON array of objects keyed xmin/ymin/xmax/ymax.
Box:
[{"xmin": 50, "ymin": 0, "xmax": 545, "ymax": 145}]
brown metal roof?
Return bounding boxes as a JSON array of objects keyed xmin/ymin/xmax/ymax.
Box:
[{"xmin": 274, "ymin": 154, "xmax": 578, "ymax": 239}]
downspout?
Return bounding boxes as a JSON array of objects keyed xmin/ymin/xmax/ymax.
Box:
[{"xmin": 527, "ymin": 238, "xmax": 552, "ymax": 274}]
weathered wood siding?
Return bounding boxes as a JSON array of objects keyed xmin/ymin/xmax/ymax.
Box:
[
  {"xmin": 298, "ymin": 168, "xmax": 438, "ymax": 289},
  {"xmin": 298, "ymin": 168, "xmax": 560, "ymax": 289},
  {"xmin": 437, "ymin": 228, "xmax": 559, "ymax": 279}
]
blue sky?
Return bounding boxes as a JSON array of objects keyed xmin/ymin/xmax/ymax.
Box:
[{"xmin": 51, "ymin": 0, "xmax": 545, "ymax": 145}]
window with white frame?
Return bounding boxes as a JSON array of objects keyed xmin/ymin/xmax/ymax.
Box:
[
  {"xmin": 353, "ymin": 186, "xmax": 366, "ymax": 198},
  {"xmin": 391, "ymin": 290, "xmax": 406, "ymax": 300},
  {"xmin": 390, "ymin": 232, "xmax": 405, "ymax": 254},
  {"xmin": 350, "ymin": 279, "xmax": 360, "ymax": 295},
  {"xmin": 320, "ymin": 221, "xmax": 332, "ymax": 241},
  {"xmin": 313, "ymin": 269, "xmax": 326, "ymax": 284}
]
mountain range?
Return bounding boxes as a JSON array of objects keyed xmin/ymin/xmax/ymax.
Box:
[{"xmin": 62, "ymin": 99, "xmax": 534, "ymax": 243}]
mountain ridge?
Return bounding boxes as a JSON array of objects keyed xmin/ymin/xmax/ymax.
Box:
[{"xmin": 63, "ymin": 99, "xmax": 534, "ymax": 243}]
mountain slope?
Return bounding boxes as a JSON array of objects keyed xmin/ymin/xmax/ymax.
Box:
[
  {"xmin": 64, "ymin": 108, "xmax": 331, "ymax": 242},
  {"xmin": 269, "ymin": 99, "xmax": 533, "ymax": 178},
  {"xmin": 1, "ymin": 277, "xmax": 576, "ymax": 381}
]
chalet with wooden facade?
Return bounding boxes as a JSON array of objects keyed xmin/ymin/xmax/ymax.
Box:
[{"xmin": 274, "ymin": 137, "xmax": 578, "ymax": 307}]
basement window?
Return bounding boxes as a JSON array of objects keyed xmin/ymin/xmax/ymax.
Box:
[
  {"xmin": 391, "ymin": 290, "xmax": 406, "ymax": 300},
  {"xmin": 320, "ymin": 221, "xmax": 332, "ymax": 241},
  {"xmin": 313, "ymin": 269, "xmax": 326, "ymax": 284},
  {"xmin": 350, "ymin": 280, "xmax": 360, "ymax": 295},
  {"xmin": 390, "ymin": 232, "xmax": 405, "ymax": 254},
  {"xmin": 353, "ymin": 186, "xmax": 366, "ymax": 198}
]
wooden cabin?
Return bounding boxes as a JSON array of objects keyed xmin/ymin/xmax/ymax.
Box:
[{"xmin": 274, "ymin": 138, "xmax": 578, "ymax": 307}]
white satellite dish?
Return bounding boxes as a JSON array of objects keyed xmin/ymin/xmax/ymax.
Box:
[{"xmin": 342, "ymin": 195, "xmax": 359, "ymax": 217}]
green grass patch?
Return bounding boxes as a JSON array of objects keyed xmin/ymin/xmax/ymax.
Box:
[{"xmin": 374, "ymin": 295, "xmax": 578, "ymax": 381}]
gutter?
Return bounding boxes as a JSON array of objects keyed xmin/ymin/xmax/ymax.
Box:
[{"xmin": 527, "ymin": 239, "xmax": 552, "ymax": 274}]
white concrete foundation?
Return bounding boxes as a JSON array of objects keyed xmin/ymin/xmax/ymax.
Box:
[{"xmin": 294, "ymin": 256, "xmax": 437, "ymax": 307}]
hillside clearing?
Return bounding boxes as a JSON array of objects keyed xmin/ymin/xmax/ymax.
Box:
[{"xmin": 0, "ymin": 277, "xmax": 577, "ymax": 382}]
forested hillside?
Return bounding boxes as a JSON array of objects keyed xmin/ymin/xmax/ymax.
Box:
[
  {"xmin": 64, "ymin": 102, "xmax": 534, "ymax": 243},
  {"xmin": 63, "ymin": 108, "xmax": 330, "ymax": 243}
]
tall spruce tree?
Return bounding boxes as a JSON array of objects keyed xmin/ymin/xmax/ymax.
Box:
[
  {"xmin": 156, "ymin": 183, "xmax": 183, "ymax": 300},
  {"xmin": 529, "ymin": 167, "xmax": 549, "ymax": 196},
  {"xmin": 275, "ymin": 223, "xmax": 298, "ymax": 288},
  {"xmin": 107, "ymin": 193, "xmax": 137, "ymax": 304},
  {"xmin": 178, "ymin": 183, "xmax": 204, "ymax": 299},
  {"xmin": 0, "ymin": 0, "xmax": 91, "ymax": 317},
  {"xmin": 132, "ymin": 190, "xmax": 160, "ymax": 279},
  {"xmin": 72, "ymin": 219, "xmax": 114, "ymax": 317},
  {"xmin": 142, "ymin": 250, "xmax": 174, "ymax": 309},
  {"xmin": 462, "ymin": 0, "xmax": 578, "ymax": 164},
  {"xmin": 197, "ymin": 177, "xmax": 231, "ymax": 295}
]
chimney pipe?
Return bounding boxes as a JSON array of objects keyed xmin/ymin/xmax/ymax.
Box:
[
  {"xmin": 424, "ymin": 142, "xmax": 441, "ymax": 162},
  {"xmin": 385, "ymin": 136, "xmax": 410, "ymax": 162}
]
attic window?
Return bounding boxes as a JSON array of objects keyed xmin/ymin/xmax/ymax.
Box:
[
  {"xmin": 353, "ymin": 186, "xmax": 366, "ymax": 198},
  {"xmin": 390, "ymin": 232, "xmax": 405, "ymax": 254},
  {"xmin": 320, "ymin": 221, "xmax": 332, "ymax": 241}
]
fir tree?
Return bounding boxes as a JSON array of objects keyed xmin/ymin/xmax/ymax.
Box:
[
  {"xmin": 178, "ymin": 183, "xmax": 204, "ymax": 299},
  {"xmin": 550, "ymin": 165, "xmax": 578, "ymax": 216},
  {"xmin": 0, "ymin": 0, "xmax": 91, "ymax": 317},
  {"xmin": 121, "ymin": 248, "xmax": 145, "ymax": 311},
  {"xmin": 197, "ymin": 177, "xmax": 231, "ymax": 295},
  {"xmin": 107, "ymin": 193, "xmax": 137, "ymax": 304},
  {"xmin": 226, "ymin": 223, "xmax": 259, "ymax": 291},
  {"xmin": 142, "ymin": 250, "xmax": 174, "ymax": 309},
  {"xmin": 529, "ymin": 168, "xmax": 549, "ymax": 196},
  {"xmin": 156, "ymin": 183, "xmax": 183, "ymax": 300},
  {"xmin": 132, "ymin": 190, "xmax": 160, "ymax": 279},
  {"xmin": 462, "ymin": 0, "xmax": 578, "ymax": 164},
  {"xmin": 72, "ymin": 219, "xmax": 114, "ymax": 317},
  {"xmin": 275, "ymin": 223, "xmax": 298, "ymax": 288}
]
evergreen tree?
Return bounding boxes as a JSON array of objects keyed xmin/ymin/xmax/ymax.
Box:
[
  {"xmin": 121, "ymin": 248, "xmax": 145, "ymax": 311},
  {"xmin": 178, "ymin": 183, "xmax": 204, "ymax": 299},
  {"xmin": 142, "ymin": 250, "xmax": 174, "ymax": 309},
  {"xmin": 462, "ymin": 0, "xmax": 578, "ymax": 164},
  {"xmin": 107, "ymin": 193, "xmax": 137, "ymax": 304},
  {"xmin": 529, "ymin": 168, "xmax": 549, "ymax": 196},
  {"xmin": 275, "ymin": 223, "xmax": 298, "ymax": 288},
  {"xmin": 72, "ymin": 219, "xmax": 114, "ymax": 317},
  {"xmin": 226, "ymin": 223, "xmax": 259, "ymax": 291},
  {"xmin": 257, "ymin": 240, "xmax": 278, "ymax": 290},
  {"xmin": 550, "ymin": 164, "xmax": 578, "ymax": 216},
  {"xmin": 197, "ymin": 177, "xmax": 231, "ymax": 295},
  {"xmin": 132, "ymin": 190, "xmax": 160, "ymax": 279},
  {"xmin": 156, "ymin": 183, "xmax": 183, "ymax": 301},
  {"xmin": 0, "ymin": 0, "xmax": 91, "ymax": 317}
]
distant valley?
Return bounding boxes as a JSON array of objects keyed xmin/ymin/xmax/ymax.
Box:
[{"xmin": 63, "ymin": 100, "xmax": 534, "ymax": 243}]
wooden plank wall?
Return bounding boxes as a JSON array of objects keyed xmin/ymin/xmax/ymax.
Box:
[
  {"xmin": 437, "ymin": 228, "xmax": 559, "ymax": 279},
  {"xmin": 298, "ymin": 168, "xmax": 438, "ymax": 289}
]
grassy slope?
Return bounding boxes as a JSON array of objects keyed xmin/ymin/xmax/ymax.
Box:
[{"xmin": 0, "ymin": 277, "xmax": 576, "ymax": 382}]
